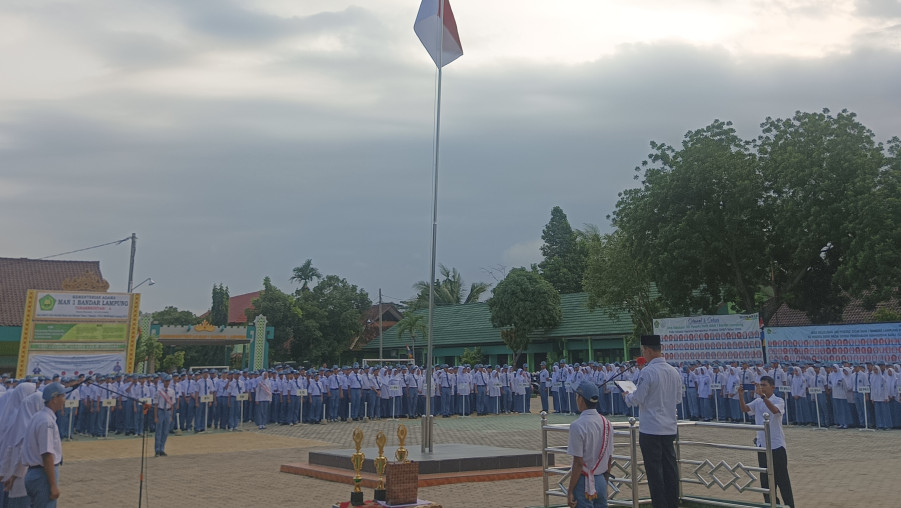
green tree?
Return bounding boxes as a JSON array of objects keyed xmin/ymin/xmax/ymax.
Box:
[
  {"xmin": 538, "ymin": 206, "xmax": 588, "ymax": 294},
  {"xmin": 758, "ymin": 109, "xmax": 897, "ymax": 319},
  {"xmin": 161, "ymin": 351, "xmax": 185, "ymax": 372},
  {"xmin": 246, "ymin": 277, "xmax": 303, "ymax": 363},
  {"xmin": 133, "ymin": 329, "xmax": 163, "ymax": 372},
  {"xmin": 409, "ymin": 265, "xmax": 491, "ymax": 310},
  {"xmin": 210, "ymin": 284, "xmax": 230, "ymax": 325},
  {"xmin": 395, "ymin": 313, "xmax": 427, "ymax": 363},
  {"xmin": 295, "ymin": 275, "xmax": 371, "ymax": 365},
  {"xmin": 151, "ymin": 306, "xmax": 200, "ymax": 325},
  {"xmin": 611, "ymin": 110, "xmax": 900, "ymax": 324},
  {"xmin": 841, "ymin": 135, "xmax": 901, "ymax": 308},
  {"xmin": 487, "ymin": 267, "xmax": 562, "ymax": 366},
  {"xmin": 612, "ymin": 120, "xmax": 765, "ymax": 316},
  {"xmin": 461, "ymin": 347, "xmax": 485, "ymax": 366},
  {"xmin": 148, "ymin": 306, "xmax": 201, "ymax": 370},
  {"xmin": 583, "ymin": 229, "xmax": 667, "ymax": 339},
  {"xmin": 872, "ymin": 308, "xmax": 901, "ymax": 322},
  {"xmin": 290, "ymin": 258, "xmax": 322, "ymax": 292}
]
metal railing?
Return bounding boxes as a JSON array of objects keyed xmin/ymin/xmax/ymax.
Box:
[{"xmin": 540, "ymin": 412, "xmax": 782, "ymax": 508}]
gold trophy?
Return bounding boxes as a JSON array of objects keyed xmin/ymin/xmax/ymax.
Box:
[
  {"xmin": 350, "ymin": 428, "xmax": 365, "ymax": 506},
  {"xmin": 373, "ymin": 431, "xmax": 388, "ymax": 502},
  {"xmin": 395, "ymin": 424, "xmax": 409, "ymax": 463}
]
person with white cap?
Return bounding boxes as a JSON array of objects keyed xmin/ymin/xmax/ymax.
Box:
[
  {"xmin": 566, "ymin": 380, "xmax": 613, "ymax": 508},
  {"xmin": 22, "ymin": 381, "xmax": 65, "ymax": 507}
]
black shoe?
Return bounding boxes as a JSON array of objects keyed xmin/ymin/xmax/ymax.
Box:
[
  {"xmin": 160, "ymin": 452, "xmax": 168, "ymax": 456},
  {"xmin": 154, "ymin": 453, "xmax": 160, "ymax": 457}
]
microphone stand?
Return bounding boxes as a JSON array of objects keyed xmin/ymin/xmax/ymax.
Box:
[
  {"xmin": 606, "ymin": 361, "xmax": 640, "ymax": 385},
  {"xmin": 71, "ymin": 379, "xmax": 157, "ymax": 508}
]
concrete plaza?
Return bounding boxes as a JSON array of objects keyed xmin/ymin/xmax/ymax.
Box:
[{"xmin": 59, "ymin": 409, "xmax": 900, "ymax": 507}]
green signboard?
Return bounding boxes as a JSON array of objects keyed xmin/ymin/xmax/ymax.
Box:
[{"xmin": 32, "ymin": 323, "xmax": 129, "ymax": 342}]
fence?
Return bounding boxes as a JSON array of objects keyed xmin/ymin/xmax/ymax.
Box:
[{"xmin": 540, "ymin": 412, "xmax": 782, "ymax": 508}]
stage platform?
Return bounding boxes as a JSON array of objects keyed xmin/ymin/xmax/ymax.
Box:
[{"xmin": 281, "ymin": 443, "xmax": 551, "ymax": 487}]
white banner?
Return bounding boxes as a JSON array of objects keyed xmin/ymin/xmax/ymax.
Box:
[
  {"xmin": 654, "ymin": 314, "xmax": 763, "ymax": 363},
  {"xmin": 765, "ymin": 322, "xmax": 901, "ymax": 364},
  {"xmin": 34, "ymin": 292, "xmax": 132, "ymax": 320},
  {"xmin": 26, "ymin": 353, "xmax": 126, "ymax": 378}
]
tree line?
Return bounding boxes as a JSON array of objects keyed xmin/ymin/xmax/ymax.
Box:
[{"xmin": 141, "ymin": 108, "xmax": 901, "ymax": 369}]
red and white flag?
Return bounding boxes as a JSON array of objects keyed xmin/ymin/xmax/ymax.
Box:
[{"xmin": 414, "ymin": 0, "xmax": 463, "ymax": 68}]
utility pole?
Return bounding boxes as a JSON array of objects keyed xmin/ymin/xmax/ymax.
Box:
[
  {"xmin": 126, "ymin": 233, "xmax": 137, "ymax": 293},
  {"xmin": 378, "ymin": 288, "xmax": 383, "ymax": 360}
]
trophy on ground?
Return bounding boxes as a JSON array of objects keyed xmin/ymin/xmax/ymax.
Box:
[
  {"xmin": 373, "ymin": 431, "xmax": 388, "ymax": 502},
  {"xmin": 350, "ymin": 428, "xmax": 365, "ymax": 506}
]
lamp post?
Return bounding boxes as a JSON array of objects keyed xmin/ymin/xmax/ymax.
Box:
[{"xmin": 133, "ymin": 278, "xmax": 155, "ymax": 291}]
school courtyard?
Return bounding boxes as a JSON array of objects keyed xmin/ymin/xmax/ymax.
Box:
[{"xmin": 60, "ymin": 408, "xmax": 899, "ymax": 507}]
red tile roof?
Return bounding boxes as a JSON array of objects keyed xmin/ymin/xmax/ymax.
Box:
[
  {"xmin": 200, "ymin": 291, "xmax": 261, "ymax": 324},
  {"xmin": 228, "ymin": 291, "xmax": 260, "ymax": 324},
  {"xmin": 0, "ymin": 258, "xmax": 105, "ymax": 326}
]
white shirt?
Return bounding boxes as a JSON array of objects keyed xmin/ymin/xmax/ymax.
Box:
[
  {"xmin": 22, "ymin": 406, "xmax": 62, "ymax": 467},
  {"xmin": 567, "ymin": 408, "xmax": 613, "ymax": 497},
  {"xmin": 745, "ymin": 394, "xmax": 786, "ymax": 450},
  {"xmin": 624, "ymin": 357, "xmax": 682, "ymax": 435},
  {"xmin": 155, "ymin": 385, "xmax": 177, "ymax": 410}
]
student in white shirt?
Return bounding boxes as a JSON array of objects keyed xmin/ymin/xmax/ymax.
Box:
[{"xmin": 738, "ymin": 376, "xmax": 794, "ymax": 508}]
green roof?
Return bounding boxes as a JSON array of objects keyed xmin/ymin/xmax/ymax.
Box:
[{"xmin": 364, "ymin": 293, "xmax": 632, "ymax": 351}]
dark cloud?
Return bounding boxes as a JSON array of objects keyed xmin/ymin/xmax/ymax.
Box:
[
  {"xmin": 2, "ymin": 3, "xmax": 900, "ymax": 313},
  {"xmin": 855, "ymin": 0, "xmax": 901, "ymax": 18}
]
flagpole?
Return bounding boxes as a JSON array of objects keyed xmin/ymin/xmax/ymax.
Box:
[{"xmin": 423, "ymin": 0, "xmax": 446, "ymax": 455}]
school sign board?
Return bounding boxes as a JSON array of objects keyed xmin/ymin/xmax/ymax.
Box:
[
  {"xmin": 17, "ymin": 290, "xmax": 141, "ymax": 378},
  {"xmin": 654, "ymin": 313, "xmax": 764, "ymax": 363}
]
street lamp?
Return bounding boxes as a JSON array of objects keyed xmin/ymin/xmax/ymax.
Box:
[{"xmin": 133, "ymin": 277, "xmax": 155, "ymax": 291}]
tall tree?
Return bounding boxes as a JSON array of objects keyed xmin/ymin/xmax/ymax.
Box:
[
  {"xmin": 409, "ymin": 265, "xmax": 491, "ymax": 310},
  {"xmin": 757, "ymin": 109, "xmax": 896, "ymax": 319},
  {"xmin": 295, "ymin": 275, "xmax": 371, "ymax": 365},
  {"xmin": 583, "ymin": 229, "xmax": 667, "ymax": 338},
  {"xmin": 612, "ymin": 120, "xmax": 765, "ymax": 316},
  {"xmin": 538, "ymin": 206, "xmax": 587, "ymax": 294},
  {"xmin": 290, "ymin": 258, "xmax": 322, "ymax": 292},
  {"xmin": 210, "ymin": 284, "xmax": 230, "ymax": 325},
  {"xmin": 610, "ymin": 110, "xmax": 900, "ymax": 324},
  {"xmin": 487, "ymin": 267, "xmax": 562, "ymax": 366}
]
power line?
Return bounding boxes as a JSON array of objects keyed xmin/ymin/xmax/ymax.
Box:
[{"xmin": 37, "ymin": 237, "xmax": 131, "ymax": 260}]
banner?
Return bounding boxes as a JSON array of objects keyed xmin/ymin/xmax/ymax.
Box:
[
  {"xmin": 26, "ymin": 353, "xmax": 126, "ymax": 378},
  {"xmin": 765, "ymin": 322, "xmax": 901, "ymax": 364},
  {"xmin": 17, "ymin": 290, "xmax": 140, "ymax": 378},
  {"xmin": 654, "ymin": 314, "xmax": 763, "ymax": 363}
]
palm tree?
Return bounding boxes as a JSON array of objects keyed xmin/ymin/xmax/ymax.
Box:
[
  {"xmin": 395, "ymin": 313, "xmax": 428, "ymax": 362},
  {"xmin": 290, "ymin": 259, "xmax": 322, "ymax": 292},
  {"xmin": 410, "ymin": 265, "xmax": 491, "ymax": 309}
]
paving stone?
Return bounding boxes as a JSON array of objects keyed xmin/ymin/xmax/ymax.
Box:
[{"xmin": 58, "ymin": 411, "xmax": 901, "ymax": 507}]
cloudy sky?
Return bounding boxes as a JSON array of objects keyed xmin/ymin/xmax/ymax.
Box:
[{"xmin": 2, "ymin": 0, "xmax": 899, "ymax": 315}]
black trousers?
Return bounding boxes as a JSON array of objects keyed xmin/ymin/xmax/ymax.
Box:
[
  {"xmin": 639, "ymin": 433, "xmax": 679, "ymax": 508},
  {"xmin": 757, "ymin": 447, "xmax": 794, "ymax": 508}
]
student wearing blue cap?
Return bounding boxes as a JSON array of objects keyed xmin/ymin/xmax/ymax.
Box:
[
  {"xmin": 566, "ymin": 380, "xmax": 613, "ymax": 508},
  {"xmin": 154, "ymin": 374, "xmax": 177, "ymax": 457}
]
